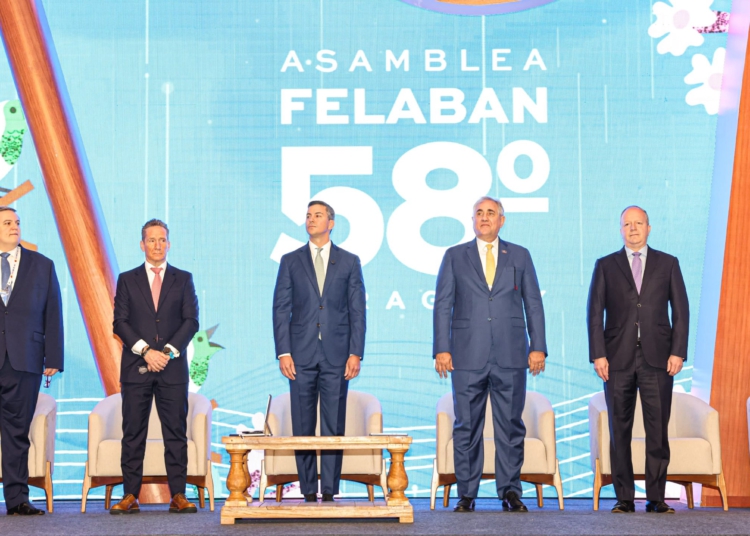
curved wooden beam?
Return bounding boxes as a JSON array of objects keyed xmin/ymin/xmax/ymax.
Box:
[{"xmin": 0, "ymin": 0, "xmax": 122, "ymax": 395}]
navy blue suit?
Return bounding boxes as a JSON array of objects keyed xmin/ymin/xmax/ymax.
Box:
[
  {"xmin": 0, "ymin": 247, "xmax": 63, "ymax": 509},
  {"xmin": 434, "ymin": 239, "xmax": 546, "ymax": 499},
  {"xmin": 113, "ymin": 263, "xmax": 199, "ymax": 497},
  {"xmin": 273, "ymin": 243, "xmax": 366, "ymax": 495}
]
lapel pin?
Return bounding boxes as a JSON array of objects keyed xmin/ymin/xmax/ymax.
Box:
[
  {"xmin": 330, "ymin": 259, "xmax": 335, "ymax": 264},
  {"xmin": 502, "ymin": 250, "xmax": 507, "ymax": 254}
]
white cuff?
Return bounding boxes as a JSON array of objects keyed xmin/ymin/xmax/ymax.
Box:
[
  {"xmin": 132, "ymin": 340, "xmax": 148, "ymax": 356},
  {"xmin": 165, "ymin": 343, "xmax": 180, "ymax": 357}
]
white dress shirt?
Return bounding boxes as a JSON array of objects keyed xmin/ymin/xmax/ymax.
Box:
[
  {"xmin": 476, "ymin": 236, "xmax": 500, "ymax": 290},
  {"xmin": 131, "ymin": 261, "xmax": 180, "ymax": 357}
]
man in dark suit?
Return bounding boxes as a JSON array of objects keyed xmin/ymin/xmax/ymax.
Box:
[
  {"xmin": 111, "ymin": 219, "xmax": 199, "ymax": 514},
  {"xmin": 0, "ymin": 207, "xmax": 63, "ymax": 516},
  {"xmin": 434, "ymin": 196, "xmax": 547, "ymax": 513},
  {"xmin": 273, "ymin": 200, "xmax": 366, "ymax": 502},
  {"xmin": 587, "ymin": 205, "xmax": 689, "ymax": 514}
]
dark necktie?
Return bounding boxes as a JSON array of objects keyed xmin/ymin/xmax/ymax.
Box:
[{"xmin": 1, "ymin": 252, "xmax": 10, "ymax": 306}]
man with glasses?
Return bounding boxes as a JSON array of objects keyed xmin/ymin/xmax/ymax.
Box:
[{"xmin": 0, "ymin": 206, "xmax": 63, "ymax": 516}]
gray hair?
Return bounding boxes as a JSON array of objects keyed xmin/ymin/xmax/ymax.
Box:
[
  {"xmin": 0, "ymin": 206, "xmax": 17, "ymax": 215},
  {"xmin": 141, "ymin": 219, "xmax": 169, "ymax": 240},
  {"xmin": 308, "ymin": 200, "xmax": 335, "ymax": 221},
  {"xmin": 620, "ymin": 205, "xmax": 649, "ymax": 225},
  {"xmin": 473, "ymin": 196, "xmax": 504, "ymax": 215}
]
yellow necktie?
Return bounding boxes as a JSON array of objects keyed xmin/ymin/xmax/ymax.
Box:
[{"xmin": 485, "ymin": 244, "xmax": 495, "ymax": 287}]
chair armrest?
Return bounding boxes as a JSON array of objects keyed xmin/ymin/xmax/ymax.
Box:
[
  {"xmin": 673, "ymin": 394, "xmax": 721, "ymax": 474},
  {"xmin": 190, "ymin": 395, "xmax": 213, "ymax": 476},
  {"xmin": 436, "ymin": 394, "xmax": 454, "ymax": 475},
  {"xmin": 588, "ymin": 394, "xmax": 608, "ymax": 473},
  {"xmin": 525, "ymin": 394, "xmax": 556, "ymax": 474},
  {"xmin": 88, "ymin": 396, "xmax": 120, "ymax": 476},
  {"xmin": 364, "ymin": 397, "xmax": 383, "ymax": 434},
  {"xmin": 29, "ymin": 394, "xmax": 56, "ymax": 476}
]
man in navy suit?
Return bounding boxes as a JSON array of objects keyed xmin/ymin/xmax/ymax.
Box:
[
  {"xmin": 273, "ymin": 200, "xmax": 366, "ymax": 502},
  {"xmin": 111, "ymin": 219, "xmax": 199, "ymax": 514},
  {"xmin": 587, "ymin": 206, "xmax": 689, "ymax": 514},
  {"xmin": 0, "ymin": 207, "xmax": 63, "ymax": 516},
  {"xmin": 434, "ymin": 196, "xmax": 546, "ymax": 513}
]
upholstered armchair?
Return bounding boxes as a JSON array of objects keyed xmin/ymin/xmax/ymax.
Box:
[
  {"xmin": 259, "ymin": 390, "xmax": 387, "ymax": 501},
  {"xmin": 0, "ymin": 392, "xmax": 56, "ymax": 512},
  {"xmin": 589, "ymin": 391, "xmax": 727, "ymax": 510},
  {"xmin": 430, "ymin": 391, "xmax": 563, "ymax": 510},
  {"xmin": 81, "ymin": 392, "xmax": 214, "ymax": 512}
]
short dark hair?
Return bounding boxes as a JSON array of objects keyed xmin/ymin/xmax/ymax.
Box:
[
  {"xmin": 141, "ymin": 219, "xmax": 169, "ymax": 240},
  {"xmin": 308, "ymin": 200, "xmax": 335, "ymax": 221},
  {"xmin": 620, "ymin": 205, "xmax": 649, "ymax": 225},
  {"xmin": 0, "ymin": 206, "xmax": 17, "ymax": 215}
]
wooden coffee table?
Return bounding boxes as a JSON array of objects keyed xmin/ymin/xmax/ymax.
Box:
[{"xmin": 221, "ymin": 435, "xmax": 414, "ymax": 524}]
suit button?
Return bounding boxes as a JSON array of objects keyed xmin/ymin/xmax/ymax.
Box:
[
  {"xmin": 637, "ymin": 304, "xmax": 641, "ymax": 308},
  {"xmin": 319, "ymin": 306, "xmax": 323, "ymax": 310},
  {"xmin": 634, "ymin": 322, "xmax": 638, "ymax": 326},
  {"xmin": 317, "ymin": 323, "xmax": 320, "ymax": 327},
  {"xmin": 3, "ymin": 311, "xmax": 6, "ymax": 315},
  {"xmin": 488, "ymin": 318, "xmax": 491, "ymax": 321},
  {"xmin": 156, "ymin": 319, "xmax": 160, "ymax": 323},
  {"xmin": 489, "ymin": 298, "xmax": 493, "ymax": 301},
  {"xmin": 1, "ymin": 330, "xmax": 4, "ymax": 334}
]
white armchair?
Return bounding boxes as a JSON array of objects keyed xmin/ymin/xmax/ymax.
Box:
[
  {"xmin": 259, "ymin": 390, "xmax": 387, "ymax": 501},
  {"xmin": 589, "ymin": 391, "xmax": 727, "ymax": 510},
  {"xmin": 0, "ymin": 392, "xmax": 56, "ymax": 512},
  {"xmin": 430, "ymin": 391, "xmax": 563, "ymax": 510},
  {"xmin": 81, "ymin": 392, "xmax": 214, "ymax": 512}
]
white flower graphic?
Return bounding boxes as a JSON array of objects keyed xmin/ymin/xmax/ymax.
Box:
[
  {"xmin": 685, "ymin": 47, "xmax": 725, "ymax": 115},
  {"xmin": 649, "ymin": 0, "xmax": 717, "ymax": 56}
]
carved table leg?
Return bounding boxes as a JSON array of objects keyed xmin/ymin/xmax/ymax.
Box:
[
  {"xmin": 386, "ymin": 446, "xmax": 410, "ymax": 506},
  {"xmin": 225, "ymin": 446, "xmax": 250, "ymax": 506},
  {"xmin": 242, "ymin": 451, "xmax": 252, "ymax": 498}
]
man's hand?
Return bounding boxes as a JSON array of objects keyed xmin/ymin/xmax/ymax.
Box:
[
  {"xmin": 144, "ymin": 349, "xmax": 169, "ymax": 372},
  {"xmin": 593, "ymin": 357, "xmax": 609, "ymax": 382},
  {"xmin": 528, "ymin": 351, "xmax": 546, "ymax": 376},
  {"xmin": 345, "ymin": 355, "xmax": 361, "ymax": 380},
  {"xmin": 435, "ymin": 352, "xmax": 453, "ymax": 379},
  {"xmin": 667, "ymin": 355, "xmax": 684, "ymax": 376},
  {"xmin": 279, "ymin": 355, "xmax": 296, "ymax": 380},
  {"xmin": 43, "ymin": 368, "xmax": 58, "ymax": 377}
]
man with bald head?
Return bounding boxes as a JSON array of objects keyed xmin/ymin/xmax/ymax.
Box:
[{"xmin": 587, "ymin": 206, "xmax": 689, "ymax": 514}]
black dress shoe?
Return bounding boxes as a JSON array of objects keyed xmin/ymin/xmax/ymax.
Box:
[
  {"xmin": 322, "ymin": 493, "xmax": 335, "ymax": 502},
  {"xmin": 453, "ymin": 496, "xmax": 475, "ymax": 512},
  {"xmin": 303, "ymin": 493, "xmax": 317, "ymax": 502},
  {"xmin": 502, "ymin": 491, "xmax": 528, "ymax": 512},
  {"xmin": 611, "ymin": 500, "xmax": 635, "ymax": 513},
  {"xmin": 7, "ymin": 502, "xmax": 45, "ymax": 516},
  {"xmin": 646, "ymin": 500, "xmax": 675, "ymax": 514}
]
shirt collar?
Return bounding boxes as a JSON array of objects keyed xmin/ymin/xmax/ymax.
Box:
[
  {"xmin": 309, "ymin": 240, "xmax": 331, "ymax": 255},
  {"xmin": 145, "ymin": 260, "xmax": 167, "ymax": 271},
  {"xmin": 0, "ymin": 245, "xmax": 21, "ymax": 258},
  {"xmin": 625, "ymin": 245, "xmax": 648, "ymax": 258},
  {"xmin": 476, "ymin": 236, "xmax": 500, "ymax": 251}
]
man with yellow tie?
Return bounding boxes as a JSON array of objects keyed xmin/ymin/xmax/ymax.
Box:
[{"xmin": 433, "ymin": 196, "xmax": 547, "ymax": 513}]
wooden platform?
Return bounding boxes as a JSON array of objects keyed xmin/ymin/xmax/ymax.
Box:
[{"xmin": 220, "ymin": 435, "xmax": 414, "ymax": 524}]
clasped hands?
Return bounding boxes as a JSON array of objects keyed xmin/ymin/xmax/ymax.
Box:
[
  {"xmin": 144, "ymin": 349, "xmax": 170, "ymax": 372},
  {"xmin": 279, "ymin": 354, "xmax": 361, "ymax": 381},
  {"xmin": 435, "ymin": 351, "xmax": 546, "ymax": 378}
]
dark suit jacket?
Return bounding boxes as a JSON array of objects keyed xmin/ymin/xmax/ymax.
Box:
[
  {"xmin": 433, "ymin": 238, "xmax": 547, "ymax": 370},
  {"xmin": 587, "ymin": 247, "xmax": 689, "ymax": 370},
  {"xmin": 0, "ymin": 247, "xmax": 63, "ymax": 374},
  {"xmin": 113, "ymin": 263, "xmax": 199, "ymax": 384},
  {"xmin": 273, "ymin": 243, "xmax": 366, "ymax": 367}
]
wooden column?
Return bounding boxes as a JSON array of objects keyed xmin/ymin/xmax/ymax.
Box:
[
  {"xmin": 703, "ymin": 29, "xmax": 750, "ymax": 508},
  {"xmin": 0, "ymin": 0, "xmax": 121, "ymax": 395}
]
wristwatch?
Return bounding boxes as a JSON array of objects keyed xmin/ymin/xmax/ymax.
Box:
[
  {"xmin": 162, "ymin": 347, "xmax": 175, "ymax": 360},
  {"xmin": 140, "ymin": 345, "xmax": 150, "ymax": 357}
]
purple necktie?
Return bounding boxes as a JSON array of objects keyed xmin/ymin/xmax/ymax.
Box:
[{"xmin": 632, "ymin": 252, "xmax": 642, "ymax": 294}]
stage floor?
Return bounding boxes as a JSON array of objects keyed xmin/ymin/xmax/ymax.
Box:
[{"xmin": 2, "ymin": 498, "xmax": 746, "ymax": 536}]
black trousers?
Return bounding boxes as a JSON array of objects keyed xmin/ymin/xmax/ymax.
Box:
[
  {"xmin": 604, "ymin": 346, "xmax": 673, "ymax": 502},
  {"xmin": 0, "ymin": 356, "xmax": 42, "ymax": 509},
  {"xmin": 289, "ymin": 340, "xmax": 348, "ymax": 496},
  {"xmin": 120, "ymin": 377, "xmax": 189, "ymax": 498}
]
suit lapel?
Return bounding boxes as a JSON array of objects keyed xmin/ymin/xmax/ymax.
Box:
[
  {"xmin": 298, "ymin": 244, "xmax": 320, "ymax": 295},
  {"xmin": 134, "ymin": 264, "xmax": 156, "ymax": 314},
  {"xmin": 490, "ymin": 239, "xmax": 510, "ymax": 293},
  {"xmin": 638, "ymin": 248, "xmax": 659, "ymax": 297},
  {"xmin": 465, "ymin": 240, "xmax": 486, "ymax": 289},
  {"xmin": 7, "ymin": 246, "xmax": 30, "ymax": 307},
  {"xmin": 322, "ymin": 243, "xmax": 341, "ymax": 296},
  {"xmin": 157, "ymin": 264, "xmax": 177, "ymax": 311},
  {"xmin": 614, "ymin": 248, "xmax": 637, "ymax": 293}
]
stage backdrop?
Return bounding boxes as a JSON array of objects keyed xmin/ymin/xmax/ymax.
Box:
[{"xmin": 0, "ymin": 0, "xmax": 739, "ymax": 501}]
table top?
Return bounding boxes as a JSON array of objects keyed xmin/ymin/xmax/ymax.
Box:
[{"xmin": 222, "ymin": 435, "xmax": 412, "ymax": 450}]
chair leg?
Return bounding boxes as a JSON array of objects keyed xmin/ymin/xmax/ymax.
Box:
[
  {"xmin": 81, "ymin": 462, "xmax": 92, "ymax": 513},
  {"xmin": 593, "ymin": 458, "xmax": 602, "ymax": 511},
  {"xmin": 276, "ymin": 484, "xmax": 283, "ymax": 503},
  {"xmin": 430, "ymin": 459, "xmax": 438, "ymax": 510},
  {"xmin": 554, "ymin": 459, "xmax": 564, "ymax": 511},
  {"xmin": 443, "ymin": 484, "xmax": 452, "ymax": 508},
  {"xmin": 206, "ymin": 461, "xmax": 216, "ymax": 512},
  {"xmin": 259, "ymin": 459, "xmax": 268, "ymax": 502},
  {"xmin": 44, "ymin": 461, "xmax": 53, "ymax": 513},
  {"xmin": 105, "ymin": 485, "xmax": 114, "ymax": 510},
  {"xmin": 535, "ymin": 484, "xmax": 543, "ymax": 508},
  {"xmin": 380, "ymin": 459, "xmax": 388, "ymax": 500},
  {"xmin": 197, "ymin": 485, "xmax": 206, "ymax": 508},
  {"xmin": 366, "ymin": 484, "xmax": 374, "ymax": 502},
  {"xmin": 684, "ymin": 483, "xmax": 694, "ymax": 509},
  {"xmin": 718, "ymin": 469, "xmax": 729, "ymax": 511}
]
